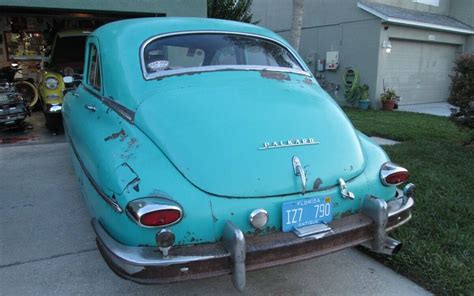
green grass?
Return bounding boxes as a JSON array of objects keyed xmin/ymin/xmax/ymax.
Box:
[{"xmin": 344, "ymin": 108, "xmax": 474, "ymax": 295}]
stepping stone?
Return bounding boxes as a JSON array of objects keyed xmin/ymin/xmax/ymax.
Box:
[{"xmin": 370, "ymin": 136, "xmax": 400, "ymax": 146}]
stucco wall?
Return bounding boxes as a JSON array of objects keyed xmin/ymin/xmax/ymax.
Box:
[
  {"xmin": 0, "ymin": 0, "xmax": 207, "ymax": 17},
  {"xmin": 252, "ymin": 0, "xmax": 382, "ymax": 105},
  {"xmin": 449, "ymin": 0, "xmax": 474, "ymax": 52},
  {"xmin": 253, "ymin": 0, "xmax": 377, "ymax": 32}
]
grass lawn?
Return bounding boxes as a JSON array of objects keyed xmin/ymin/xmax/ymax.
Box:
[{"xmin": 344, "ymin": 108, "xmax": 474, "ymax": 295}]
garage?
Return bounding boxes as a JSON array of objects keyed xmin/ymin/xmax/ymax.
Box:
[
  {"xmin": 0, "ymin": 1, "xmax": 206, "ymax": 145},
  {"xmin": 382, "ymin": 39, "xmax": 458, "ymax": 105}
]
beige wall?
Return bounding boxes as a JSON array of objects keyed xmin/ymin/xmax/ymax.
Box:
[{"xmin": 449, "ymin": 0, "xmax": 474, "ymax": 52}]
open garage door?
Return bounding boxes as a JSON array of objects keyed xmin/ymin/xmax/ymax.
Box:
[{"xmin": 382, "ymin": 39, "xmax": 458, "ymax": 105}]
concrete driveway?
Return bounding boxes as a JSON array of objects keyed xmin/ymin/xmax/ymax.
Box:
[
  {"xmin": 0, "ymin": 142, "xmax": 431, "ymax": 295},
  {"xmin": 397, "ymin": 102, "xmax": 456, "ymax": 117}
]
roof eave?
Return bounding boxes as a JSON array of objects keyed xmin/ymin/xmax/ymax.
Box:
[{"xmin": 357, "ymin": 2, "xmax": 474, "ymax": 35}]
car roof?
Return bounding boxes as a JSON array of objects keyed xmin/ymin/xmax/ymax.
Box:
[{"xmin": 88, "ymin": 17, "xmax": 306, "ymax": 110}]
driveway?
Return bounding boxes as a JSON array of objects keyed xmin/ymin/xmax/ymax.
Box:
[
  {"xmin": 397, "ymin": 102, "xmax": 455, "ymax": 117},
  {"xmin": 0, "ymin": 142, "xmax": 431, "ymax": 295}
]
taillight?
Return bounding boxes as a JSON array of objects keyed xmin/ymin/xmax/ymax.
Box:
[
  {"xmin": 126, "ymin": 198, "xmax": 183, "ymax": 227},
  {"xmin": 380, "ymin": 162, "xmax": 409, "ymax": 186},
  {"xmin": 140, "ymin": 209, "xmax": 181, "ymax": 227}
]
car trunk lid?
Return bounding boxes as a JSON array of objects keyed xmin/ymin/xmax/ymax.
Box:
[{"xmin": 134, "ymin": 71, "xmax": 365, "ymax": 197}]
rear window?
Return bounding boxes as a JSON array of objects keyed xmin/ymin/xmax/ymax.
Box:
[{"xmin": 142, "ymin": 33, "xmax": 303, "ymax": 78}]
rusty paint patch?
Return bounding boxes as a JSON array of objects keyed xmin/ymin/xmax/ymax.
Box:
[
  {"xmin": 104, "ymin": 129, "xmax": 126, "ymax": 141},
  {"xmin": 260, "ymin": 71, "xmax": 290, "ymax": 81},
  {"xmin": 313, "ymin": 178, "xmax": 323, "ymax": 190},
  {"xmin": 334, "ymin": 210, "xmax": 353, "ymax": 220},
  {"xmin": 133, "ymin": 183, "xmax": 140, "ymax": 192},
  {"xmin": 128, "ymin": 137, "xmax": 137, "ymax": 148}
]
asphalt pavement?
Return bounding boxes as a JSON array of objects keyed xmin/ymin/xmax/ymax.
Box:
[{"xmin": 0, "ymin": 142, "xmax": 431, "ymax": 295}]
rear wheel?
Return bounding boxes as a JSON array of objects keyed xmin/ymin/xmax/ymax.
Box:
[{"xmin": 15, "ymin": 80, "xmax": 38, "ymax": 109}]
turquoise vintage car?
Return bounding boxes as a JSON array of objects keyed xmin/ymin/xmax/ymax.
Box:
[{"xmin": 63, "ymin": 18, "xmax": 415, "ymax": 290}]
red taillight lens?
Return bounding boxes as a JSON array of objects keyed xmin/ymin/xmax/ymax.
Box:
[
  {"xmin": 385, "ymin": 171, "xmax": 409, "ymax": 185},
  {"xmin": 140, "ymin": 209, "xmax": 182, "ymax": 227},
  {"xmin": 380, "ymin": 162, "xmax": 409, "ymax": 186}
]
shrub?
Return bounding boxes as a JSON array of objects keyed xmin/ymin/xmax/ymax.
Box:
[{"xmin": 449, "ymin": 53, "xmax": 474, "ymax": 144}]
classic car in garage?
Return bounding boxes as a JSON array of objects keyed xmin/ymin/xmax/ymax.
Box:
[
  {"xmin": 63, "ymin": 18, "xmax": 415, "ymax": 290},
  {"xmin": 39, "ymin": 30, "xmax": 89, "ymax": 131}
]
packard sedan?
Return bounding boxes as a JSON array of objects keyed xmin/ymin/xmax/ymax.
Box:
[{"xmin": 63, "ymin": 18, "xmax": 415, "ymax": 290}]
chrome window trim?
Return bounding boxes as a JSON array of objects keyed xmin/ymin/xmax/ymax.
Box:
[
  {"xmin": 126, "ymin": 198, "xmax": 183, "ymax": 228},
  {"xmin": 139, "ymin": 30, "xmax": 311, "ymax": 80},
  {"xmin": 82, "ymin": 84, "xmax": 135, "ymax": 124},
  {"xmin": 103, "ymin": 97, "xmax": 135, "ymax": 124}
]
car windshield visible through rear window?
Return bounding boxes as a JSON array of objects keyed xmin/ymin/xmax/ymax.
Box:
[
  {"xmin": 142, "ymin": 33, "xmax": 304, "ymax": 79},
  {"xmin": 50, "ymin": 36, "xmax": 87, "ymax": 66}
]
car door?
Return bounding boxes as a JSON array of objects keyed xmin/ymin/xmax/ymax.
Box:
[{"xmin": 64, "ymin": 37, "xmax": 113, "ymax": 190}]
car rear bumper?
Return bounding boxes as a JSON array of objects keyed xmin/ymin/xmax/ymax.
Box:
[{"xmin": 93, "ymin": 193, "xmax": 414, "ymax": 290}]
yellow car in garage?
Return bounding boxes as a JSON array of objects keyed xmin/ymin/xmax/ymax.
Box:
[{"xmin": 38, "ymin": 30, "xmax": 90, "ymax": 131}]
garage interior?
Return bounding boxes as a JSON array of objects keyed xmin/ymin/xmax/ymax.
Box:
[{"xmin": 0, "ymin": 7, "xmax": 160, "ymax": 145}]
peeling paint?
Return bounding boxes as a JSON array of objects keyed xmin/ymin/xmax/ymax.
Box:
[
  {"xmin": 260, "ymin": 70, "xmax": 290, "ymax": 81},
  {"xmin": 303, "ymin": 78, "xmax": 313, "ymax": 85},
  {"xmin": 133, "ymin": 183, "xmax": 140, "ymax": 192},
  {"xmin": 128, "ymin": 137, "xmax": 137, "ymax": 148},
  {"xmin": 313, "ymin": 178, "xmax": 323, "ymax": 190},
  {"xmin": 104, "ymin": 129, "xmax": 126, "ymax": 141},
  {"xmin": 334, "ymin": 209, "xmax": 353, "ymax": 219}
]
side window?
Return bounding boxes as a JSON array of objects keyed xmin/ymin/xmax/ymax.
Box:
[{"xmin": 87, "ymin": 44, "xmax": 101, "ymax": 90}]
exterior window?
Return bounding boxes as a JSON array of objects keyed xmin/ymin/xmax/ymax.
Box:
[
  {"xmin": 87, "ymin": 44, "xmax": 101, "ymax": 90},
  {"xmin": 142, "ymin": 33, "xmax": 303, "ymax": 78}
]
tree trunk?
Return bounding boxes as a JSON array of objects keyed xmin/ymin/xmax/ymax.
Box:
[{"xmin": 289, "ymin": 0, "xmax": 304, "ymax": 50}]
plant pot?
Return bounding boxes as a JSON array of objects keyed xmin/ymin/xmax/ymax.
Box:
[
  {"xmin": 358, "ymin": 100, "xmax": 370, "ymax": 110},
  {"xmin": 382, "ymin": 100, "xmax": 395, "ymax": 111}
]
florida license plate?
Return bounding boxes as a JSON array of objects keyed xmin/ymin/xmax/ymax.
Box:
[{"xmin": 282, "ymin": 196, "xmax": 333, "ymax": 232}]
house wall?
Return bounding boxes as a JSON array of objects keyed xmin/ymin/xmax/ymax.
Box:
[
  {"xmin": 251, "ymin": 0, "xmax": 383, "ymax": 105},
  {"xmin": 0, "ymin": 0, "xmax": 207, "ymax": 17},
  {"xmin": 252, "ymin": 0, "xmax": 473, "ymax": 107},
  {"xmin": 449, "ymin": 0, "xmax": 474, "ymax": 52}
]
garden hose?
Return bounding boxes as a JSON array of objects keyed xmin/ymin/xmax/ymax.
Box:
[{"xmin": 342, "ymin": 68, "xmax": 360, "ymax": 105}]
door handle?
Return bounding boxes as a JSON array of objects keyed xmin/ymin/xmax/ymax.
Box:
[
  {"xmin": 72, "ymin": 93, "xmax": 79, "ymax": 97},
  {"xmin": 85, "ymin": 104, "xmax": 96, "ymax": 112}
]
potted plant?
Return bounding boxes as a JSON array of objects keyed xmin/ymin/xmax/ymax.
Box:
[
  {"xmin": 380, "ymin": 88, "xmax": 399, "ymax": 111},
  {"xmin": 358, "ymin": 84, "xmax": 370, "ymax": 110}
]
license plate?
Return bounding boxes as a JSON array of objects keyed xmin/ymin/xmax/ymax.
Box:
[{"xmin": 282, "ymin": 195, "xmax": 333, "ymax": 232}]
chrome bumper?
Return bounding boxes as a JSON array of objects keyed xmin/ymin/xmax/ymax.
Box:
[
  {"xmin": 44, "ymin": 103, "xmax": 62, "ymax": 113},
  {"xmin": 93, "ymin": 194, "xmax": 414, "ymax": 291}
]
